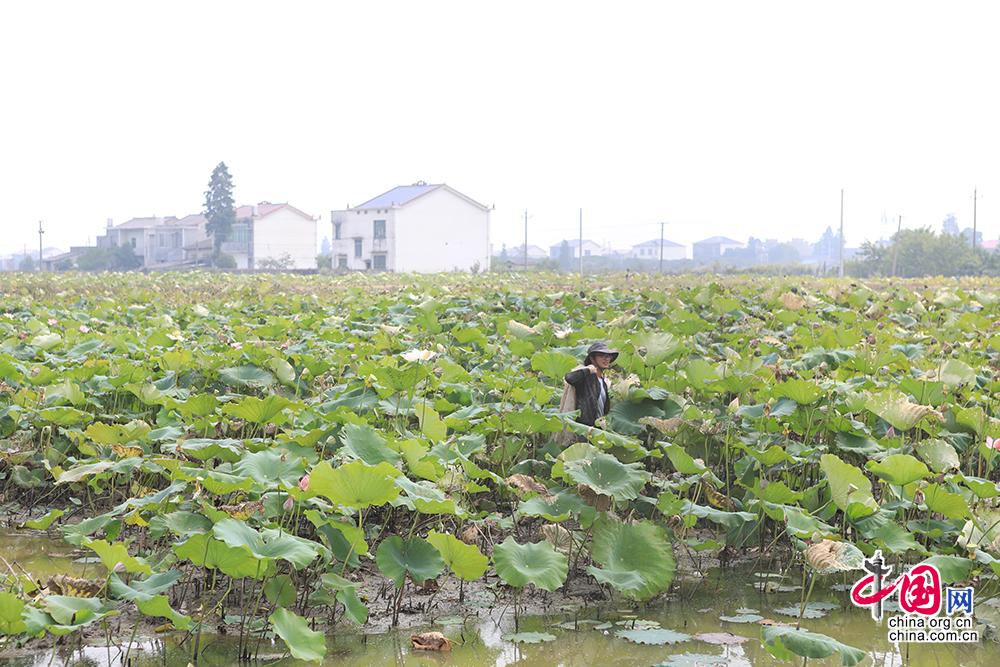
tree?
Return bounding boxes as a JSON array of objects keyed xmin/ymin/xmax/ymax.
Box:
[
  {"xmin": 942, "ymin": 214, "xmax": 959, "ymax": 236},
  {"xmin": 203, "ymin": 162, "xmax": 236, "ymax": 262},
  {"xmin": 850, "ymin": 227, "xmax": 988, "ymax": 277},
  {"xmin": 18, "ymin": 255, "xmax": 34, "ymax": 271}
]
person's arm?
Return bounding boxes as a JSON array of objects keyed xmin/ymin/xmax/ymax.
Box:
[{"xmin": 564, "ymin": 365, "xmax": 595, "ymax": 387}]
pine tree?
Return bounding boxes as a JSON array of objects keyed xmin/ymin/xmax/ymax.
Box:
[{"xmin": 203, "ymin": 162, "xmax": 236, "ymax": 262}]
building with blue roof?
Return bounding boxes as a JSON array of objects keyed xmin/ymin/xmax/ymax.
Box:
[{"xmin": 330, "ymin": 182, "xmax": 490, "ymax": 273}]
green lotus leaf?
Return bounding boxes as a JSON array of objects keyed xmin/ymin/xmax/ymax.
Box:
[
  {"xmin": 656, "ymin": 653, "xmax": 729, "ymax": 666},
  {"xmin": 219, "ymin": 365, "xmax": 276, "ymax": 388},
  {"xmin": 171, "ymin": 393, "xmax": 219, "ymax": 418},
  {"xmin": 173, "ymin": 533, "xmax": 270, "ymax": 579},
  {"xmin": 213, "ymin": 519, "xmax": 325, "ymax": 569},
  {"xmin": 637, "ymin": 331, "xmax": 685, "ymax": 367},
  {"xmin": 0, "ymin": 592, "xmax": 27, "ymax": 635},
  {"xmin": 493, "ymin": 536, "xmax": 567, "ymax": 592},
  {"xmin": 108, "ymin": 572, "xmax": 189, "ymax": 629},
  {"xmin": 308, "ymin": 460, "xmax": 401, "ymax": 509},
  {"xmin": 270, "ymin": 607, "xmax": 326, "ymax": 662},
  {"xmin": 43, "ymin": 596, "xmax": 108, "ymax": 628},
  {"xmin": 426, "ymin": 530, "xmax": 488, "ymax": 581},
  {"xmin": 394, "ymin": 476, "xmax": 460, "ymax": 515},
  {"xmin": 615, "ymin": 628, "xmax": 690, "ymax": 645},
  {"xmin": 919, "ymin": 555, "xmax": 976, "ymax": 584},
  {"xmin": 761, "ymin": 626, "xmax": 865, "ymax": 666},
  {"xmin": 503, "ymin": 631, "xmax": 556, "ymax": 643},
  {"xmin": 865, "ymin": 391, "xmax": 939, "ymax": 431},
  {"xmin": 375, "ymin": 536, "xmax": 445, "ymax": 587},
  {"xmin": 772, "ymin": 378, "xmax": 823, "ymax": 405},
  {"xmin": 234, "ymin": 449, "xmax": 305, "ymax": 487},
  {"xmin": 340, "ymin": 422, "xmax": 401, "ymax": 465},
  {"xmin": 221, "ymin": 394, "xmax": 292, "ymax": 425},
  {"xmin": 933, "ymin": 358, "xmax": 976, "ymax": 387},
  {"xmin": 178, "ymin": 438, "xmax": 243, "ymax": 463},
  {"xmin": 530, "ymin": 351, "xmax": 578, "ymax": 380},
  {"xmin": 922, "ymin": 483, "xmax": 970, "ymax": 519},
  {"xmin": 563, "ymin": 452, "xmax": 650, "ymax": 502},
  {"xmin": 319, "ymin": 572, "xmax": 368, "ymax": 624},
  {"xmin": 916, "ymin": 438, "xmax": 960, "ymax": 473},
  {"xmin": 38, "ymin": 407, "xmax": 92, "ymax": 427},
  {"xmin": 84, "ymin": 538, "xmax": 151, "ymax": 575},
  {"xmin": 587, "ymin": 518, "xmax": 675, "ymax": 600},
  {"xmin": 24, "ymin": 508, "xmax": 65, "ymax": 530},
  {"xmin": 264, "ymin": 575, "xmax": 296, "ymax": 607},
  {"xmin": 819, "ymin": 454, "xmax": 878, "ymax": 519},
  {"xmin": 866, "ymin": 454, "xmax": 930, "ymax": 486}
]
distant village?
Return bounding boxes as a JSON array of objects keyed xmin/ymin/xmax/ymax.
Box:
[{"xmin": 2, "ymin": 182, "xmax": 996, "ymax": 274}]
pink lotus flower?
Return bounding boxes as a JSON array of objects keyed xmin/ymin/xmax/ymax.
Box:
[
  {"xmin": 298, "ymin": 474, "xmax": 310, "ymax": 491},
  {"xmin": 283, "ymin": 496, "xmax": 294, "ymax": 512},
  {"xmin": 886, "ymin": 427, "xmax": 896, "ymax": 438},
  {"xmin": 79, "ymin": 325, "xmax": 90, "ymax": 333},
  {"xmin": 988, "ymin": 436, "xmax": 1000, "ymax": 451},
  {"xmin": 47, "ymin": 318, "xmax": 57, "ymax": 326}
]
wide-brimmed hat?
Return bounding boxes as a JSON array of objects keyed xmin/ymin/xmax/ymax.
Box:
[{"xmin": 584, "ymin": 341, "xmax": 619, "ymax": 364}]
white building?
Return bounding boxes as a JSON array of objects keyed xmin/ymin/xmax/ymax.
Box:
[
  {"xmin": 97, "ymin": 215, "xmax": 209, "ymax": 268},
  {"xmin": 692, "ymin": 236, "xmax": 745, "ymax": 263},
  {"xmin": 219, "ymin": 203, "xmax": 317, "ymax": 270},
  {"xmin": 548, "ymin": 239, "xmax": 605, "ymax": 259},
  {"xmin": 629, "ymin": 238, "xmax": 686, "ymax": 260},
  {"xmin": 330, "ymin": 182, "xmax": 490, "ymax": 272}
]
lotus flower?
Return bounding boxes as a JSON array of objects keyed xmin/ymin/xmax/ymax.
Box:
[
  {"xmin": 79, "ymin": 325, "xmax": 90, "ymax": 333},
  {"xmin": 282, "ymin": 496, "xmax": 294, "ymax": 512},
  {"xmin": 401, "ymin": 349, "xmax": 436, "ymax": 362},
  {"xmin": 987, "ymin": 436, "xmax": 1000, "ymax": 451},
  {"xmin": 298, "ymin": 474, "xmax": 310, "ymax": 491},
  {"xmin": 47, "ymin": 318, "xmax": 57, "ymax": 326},
  {"xmin": 886, "ymin": 426, "xmax": 896, "ymax": 438}
]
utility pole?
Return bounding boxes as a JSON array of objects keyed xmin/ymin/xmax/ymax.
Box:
[
  {"xmin": 891, "ymin": 214, "xmax": 902, "ymax": 277},
  {"xmin": 578, "ymin": 208, "xmax": 583, "ymax": 278},
  {"xmin": 523, "ymin": 209, "xmax": 528, "ymax": 270},
  {"xmin": 838, "ymin": 189, "xmax": 844, "ymax": 277},
  {"xmin": 973, "ymin": 187, "xmax": 979, "ymax": 250},
  {"xmin": 659, "ymin": 222, "xmax": 666, "ymax": 273},
  {"xmin": 38, "ymin": 221, "xmax": 44, "ymax": 272}
]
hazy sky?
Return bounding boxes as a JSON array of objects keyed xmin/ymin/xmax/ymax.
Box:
[{"xmin": 2, "ymin": 1, "xmax": 999, "ymax": 257}]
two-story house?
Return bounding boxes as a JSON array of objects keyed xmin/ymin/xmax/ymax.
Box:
[
  {"xmin": 629, "ymin": 238, "xmax": 686, "ymax": 261},
  {"xmin": 548, "ymin": 239, "xmax": 605, "ymax": 259},
  {"xmin": 229, "ymin": 202, "xmax": 317, "ymax": 269},
  {"xmin": 330, "ymin": 182, "xmax": 490, "ymax": 273},
  {"xmin": 692, "ymin": 236, "xmax": 744, "ymax": 263},
  {"xmin": 97, "ymin": 215, "xmax": 209, "ymax": 268}
]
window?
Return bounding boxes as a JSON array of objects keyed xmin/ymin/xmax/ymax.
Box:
[
  {"xmin": 130, "ymin": 237, "xmax": 136, "ymax": 248},
  {"xmin": 334, "ymin": 222, "xmax": 341, "ymax": 240},
  {"xmin": 337, "ymin": 254, "xmax": 347, "ymax": 269},
  {"xmin": 231, "ymin": 225, "xmax": 250, "ymax": 245},
  {"xmin": 354, "ymin": 238, "xmax": 362, "ymax": 257},
  {"xmin": 373, "ymin": 219, "xmax": 386, "ymax": 239},
  {"xmin": 373, "ymin": 253, "xmax": 386, "ymax": 270}
]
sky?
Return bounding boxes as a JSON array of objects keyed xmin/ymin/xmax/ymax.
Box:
[{"xmin": 2, "ymin": 1, "xmax": 999, "ymax": 258}]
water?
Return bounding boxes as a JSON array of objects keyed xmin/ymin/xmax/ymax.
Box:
[{"xmin": 2, "ymin": 531, "xmax": 999, "ymax": 666}]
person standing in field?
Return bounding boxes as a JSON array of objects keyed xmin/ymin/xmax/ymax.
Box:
[{"xmin": 559, "ymin": 342, "xmax": 618, "ymax": 434}]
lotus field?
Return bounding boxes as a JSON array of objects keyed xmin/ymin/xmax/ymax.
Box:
[{"xmin": 1, "ymin": 272, "xmax": 999, "ymax": 663}]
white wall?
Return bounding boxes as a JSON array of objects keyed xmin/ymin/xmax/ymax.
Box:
[
  {"xmin": 394, "ymin": 188, "xmax": 489, "ymax": 272},
  {"xmin": 631, "ymin": 245, "xmax": 685, "ymax": 260},
  {"xmin": 329, "ymin": 207, "xmax": 396, "ymax": 271},
  {"xmin": 253, "ymin": 208, "xmax": 317, "ymax": 269}
]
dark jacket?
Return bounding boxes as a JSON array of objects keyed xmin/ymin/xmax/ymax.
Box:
[{"xmin": 564, "ymin": 367, "xmax": 610, "ymax": 427}]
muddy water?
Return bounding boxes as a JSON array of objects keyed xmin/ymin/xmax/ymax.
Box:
[
  {"xmin": 2, "ymin": 530, "xmax": 999, "ymax": 666},
  {"xmin": 0, "ymin": 529, "xmax": 102, "ymax": 580}
]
